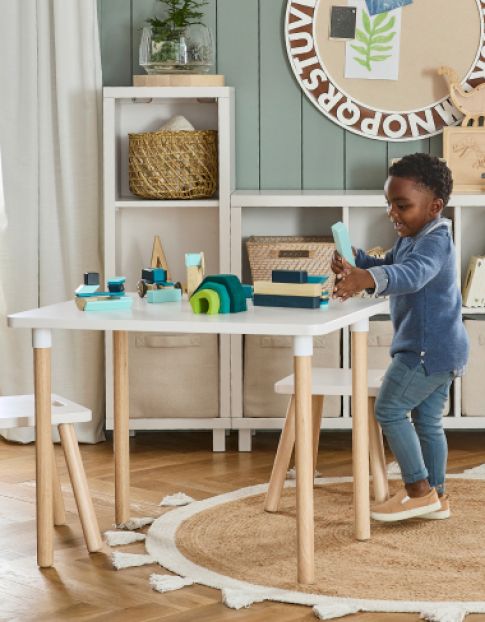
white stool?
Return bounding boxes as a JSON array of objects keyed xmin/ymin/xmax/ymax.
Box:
[
  {"xmin": 265, "ymin": 368, "xmax": 389, "ymax": 512},
  {"xmin": 0, "ymin": 394, "xmax": 103, "ymax": 553}
]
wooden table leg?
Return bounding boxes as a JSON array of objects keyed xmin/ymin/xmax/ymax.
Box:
[
  {"xmin": 113, "ymin": 330, "xmax": 129, "ymax": 525},
  {"xmin": 351, "ymin": 321, "xmax": 370, "ymax": 541},
  {"xmin": 293, "ymin": 335, "xmax": 314, "ymax": 584},
  {"xmin": 33, "ymin": 328, "xmax": 53, "ymax": 567}
]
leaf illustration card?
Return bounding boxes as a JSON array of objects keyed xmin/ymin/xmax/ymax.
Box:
[
  {"xmin": 365, "ymin": 0, "xmax": 412, "ymax": 16},
  {"xmin": 330, "ymin": 6, "xmax": 357, "ymax": 39},
  {"xmin": 345, "ymin": 0, "xmax": 402, "ymax": 80}
]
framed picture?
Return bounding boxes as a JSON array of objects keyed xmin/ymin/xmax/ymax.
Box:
[{"xmin": 443, "ymin": 126, "xmax": 485, "ymax": 192}]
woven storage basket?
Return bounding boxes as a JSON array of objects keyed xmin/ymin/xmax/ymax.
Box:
[
  {"xmin": 129, "ymin": 129, "xmax": 218, "ymax": 199},
  {"xmin": 246, "ymin": 236, "xmax": 336, "ymax": 292}
]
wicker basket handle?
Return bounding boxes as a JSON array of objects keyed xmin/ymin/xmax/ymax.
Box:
[{"xmin": 269, "ymin": 249, "xmax": 315, "ymax": 259}]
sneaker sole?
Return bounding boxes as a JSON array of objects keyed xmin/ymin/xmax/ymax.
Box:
[
  {"xmin": 421, "ymin": 508, "xmax": 451, "ymax": 520},
  {"xmin": 371, "ymin": 499, "xmax": 441, "ymax": 522}
]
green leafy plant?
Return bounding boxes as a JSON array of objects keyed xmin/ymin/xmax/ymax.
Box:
[
  {"xmin": 351, "ymin": 10, "xmax": 396, "ymax": 72},
  {"xmin": 146, "ymin": 0, "xmax": 209, "ymax": 64}
]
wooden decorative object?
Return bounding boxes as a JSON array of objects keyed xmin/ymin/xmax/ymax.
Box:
[
  {"xmin": 438, "ymin": 66, "xmax": 485, "ymax": 127},
  {"xmin": 151, "ymin": 235, "xmax": 171, "ymax": 280},
  {"xmin": 443, "ymin": 126, "xmax": 485, "ymax": 192},
  {"xmin": 462, "ymin": 256, "xmax": 485, "ymax": 307},
  {"xmin": 133, "ymin": 74, "xmax": 225, "ymax": 87}
]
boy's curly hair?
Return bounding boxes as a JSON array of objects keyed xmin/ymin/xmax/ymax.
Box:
[{"xmin": 388, "ymin": 153, "xmax": 453, "ymax": 207}]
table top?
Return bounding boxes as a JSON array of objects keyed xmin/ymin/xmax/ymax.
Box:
[{"xmin": 7, "ymin": 295, "xmax": 389, "ymax": 336}]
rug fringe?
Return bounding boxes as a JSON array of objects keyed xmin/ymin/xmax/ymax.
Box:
[
  {"xmin": 104, "ymin": 530, "xmax": 146, "ymax": 546},
  {"xmin": 313, "ymin": 603, "xmax": 361, "ymax": 619},
  {"xmin": 115, "ymin": 516, "xmax": 154, "ymax": 530},
  {"xmin": 387, "ymin": 461, "xmax": 401, "ymax": 475},
  {"xmin": 286, "ymin": 467, "xmax": 322, "ymax": 480},
  {"xmin": 462, "ymin": 464, "xmax": 485, "ymax": 476},
  {"xmin": 420, "ymin": 605, "xmax": 467, "ymax": 622},
  {"xmin": 112, "ymin": 551, "xmax": 154, "ymax": 570},
  {"xmin": 159, "ymin": 492, "xmax": 195, "ymax": 507},
  {"xmin": 149, "ymin": 573, "xmax": 195, "ymax": 593},
  {"xmin": 222, "ymin": 587, "xmax": 267, "ymax": 609}
]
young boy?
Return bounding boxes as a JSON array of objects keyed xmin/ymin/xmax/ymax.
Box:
[{"xmin": 332, "ymin": 153, "xmax": 469, "ymax": 522}]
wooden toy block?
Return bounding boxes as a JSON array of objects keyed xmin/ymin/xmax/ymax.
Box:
[
  {"xmin": 84, "ymin": 272, "xmax": 100, "ymax": 286},
  {"xmin": 271, "ymin": 269, "xmax": 308, "ymax": 284},
  {"xmin": 75, "ymin": 296, "xmax": 133, "ymax": 312},
  {"xmin": 189, "ymin": 288, "xmax": 220, "ymax": 315},
  {"xmin": 331, "ymin": 221, "xmax": 355, "ymax": 267},
  {"xmin": 198, "ymin": 275, "xmax": 247, "ymax": 313},
  {"xmin": 253, "ymin": 294, "xmax": 322, "ymax": 309},
  {"xmin": 147, "ymin": 288, "xmax": 182, "ymax": 304},
  {"xmin": 151, "ymin": 235, "xmax": 171, "ymax": 280},
  {"xmin": 197, "ymin": 281, "xmax": 231, "ymax": 313},
  {"xmin": 462, "ymin": 256, "xmax": 485, "ymax": 307},
  {"xmin": 186, "ymin": 252, "xmax": 205, "ymax": 297},
  {"xmin": 254, "ymin": 281, "xmax": 323, "ymax": 297}
]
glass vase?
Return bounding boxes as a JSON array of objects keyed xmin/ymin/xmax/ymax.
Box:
[{"xmin": 139, "ymin": 24, "xmax": 214, "ymax": 74}]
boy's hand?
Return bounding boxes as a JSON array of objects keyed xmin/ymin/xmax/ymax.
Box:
[
  {"xmin": 331, "ymin": 248, "xmax": 356, "ymax": 276},
  {"xmin": 332, "ymin": 266, "xmax": 375, "ymax": 301}
]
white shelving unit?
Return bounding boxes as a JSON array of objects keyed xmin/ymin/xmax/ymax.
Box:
[
  {"xmin": 230, "ymin": 190, "xmax": 485, "ymax": 447},
  {"xmin": 103, "ymin": 86, "xmax": 234, "ymax": 451}
]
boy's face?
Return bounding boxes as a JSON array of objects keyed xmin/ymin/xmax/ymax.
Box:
[{"xmin": 384, "ymin": 176, "xmax": 443, "ymax": 237}]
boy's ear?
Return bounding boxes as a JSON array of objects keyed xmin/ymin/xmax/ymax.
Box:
[{"xmin": 431, "ymin": 197, "xmax": 444, "ymax": 216}]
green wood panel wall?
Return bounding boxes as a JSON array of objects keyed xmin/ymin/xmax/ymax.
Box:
[{"xmin": 98, "ymin": 0, "xmax": 443, "ymax": 190}]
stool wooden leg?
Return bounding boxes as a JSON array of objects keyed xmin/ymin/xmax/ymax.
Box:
[
  {"xmin": 59, "ymin": 423, "xmax": 103, "ymax": 553},
  {"xmin": 368, "ymin": 397, "xmax": 389, "ymax": 503},
  {"xmin": 312, "ymin": 395, "xmax": 324, "ymax": 473},
  {"xmin": 114, "ymin": 330, "xmax": 130, "ymax": 525},
  {"xmin": 52, "ymin": 446, "xmax": 66, "ymax": 526},
  {"xmin": 265, "ymin": 397, "xmax": 295, "ymax": 513}
]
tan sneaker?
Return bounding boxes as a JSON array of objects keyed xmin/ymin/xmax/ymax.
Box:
[
  {"xmin": 371, "ymin": 488, "xmax": 441, "ymax": 522},
  {"xmin": 421, "ymin": 494, "xmax": 450, "ymax": 520}
]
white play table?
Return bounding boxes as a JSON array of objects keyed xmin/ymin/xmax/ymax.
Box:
[{"xmin": 8, "ymin": 294, "xmax": 388, "ymax": 583}]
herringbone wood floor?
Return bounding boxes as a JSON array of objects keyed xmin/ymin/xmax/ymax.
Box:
[{"xmin": 1, "ymin": 430, "xmax": 485, "ymax": 622}]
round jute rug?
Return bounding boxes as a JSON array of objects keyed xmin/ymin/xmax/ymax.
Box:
[{"xmin": 145, "ymin": 473, "xmax": 485, "ymax": 619}]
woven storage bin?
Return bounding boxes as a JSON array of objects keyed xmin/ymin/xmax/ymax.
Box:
[
  {"xmin": 128, "ymin": 129, "xmax": 218, "ymax": 199},
  {"xmin": 246, "ymin": 236, "xmax": 336, "ymax": 292}
]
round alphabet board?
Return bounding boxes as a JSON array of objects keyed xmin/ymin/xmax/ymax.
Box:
[{"xmin": 285, "ymin": 0, "xmax": 485, "ymax": 140}]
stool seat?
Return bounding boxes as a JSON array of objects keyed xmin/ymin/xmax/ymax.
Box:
[
  {"xmin": 274, "ymin": 368, "xmax": 386, "ymax": 397},
  {"xmin": 0, "ymin": 393, "xmax": 102, "ymax": 556},
  {"xmin": 266, "ymin": 366, "xmax": 389, "ymax": 513},
  {"xmin": 0, "ymin": 394, "xmax": 92, "ymax": 428}
]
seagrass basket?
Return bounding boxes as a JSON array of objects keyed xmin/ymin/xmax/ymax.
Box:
[
  {"xmin": 128, "ymin": 129, "xmax": 218, "ymax": 199},
  {"xmin": 246, "ymin": 236, "xmax": 336, "ymax": 292}
]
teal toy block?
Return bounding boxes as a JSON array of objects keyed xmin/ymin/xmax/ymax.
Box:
[
  {"xmin": 79, "ymin": 296, "xmax": 133, "ymax": 312},
  {"xmin": 242, "ymin": 284, "xmax": 254, "ymax": 299},
  {"xmin": 272, "ymin": 270, "xmax": 308, "ymax": 284},
  {"xmin": 185, "ymin": 252, "xmax": 203, "ymax": 267},
  {"xmin": 253, "ymin": 294, "xmax": 321, "ymax": 309},
  {"xmin": 307, "ymin": 275, "xmax": 328, "ymax": 284},
  {"xmin": 198, "ymin": 281, "xmax": 231, "ymax": 313},
  {"xmin": 190, "ymin": 288, "xmax": 220, "ymax": 315},
  {"xmin": 107, "ymin": 276, "xmax": 126, "ymax": 286},
  {"xmin": 147, "ymin": 288, "xmax": 182, "ymax": 304},
  {"xmin": 197, "ymin": 274, "xmax": 247, "ymax": 313},
  {"xmin": 331, "ymin": 221, "xmax": 355, "ymax": 267},
  {"xmin": 75, "ymin": 284, "xmax": 100, "ymax": 297}
]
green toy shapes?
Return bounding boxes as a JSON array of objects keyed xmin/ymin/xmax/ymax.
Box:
[
  {"xmin": 190, "ymin": 289, "xmax": 220, "ymax": 315},
  {"xmin": 190, "ymin": 274, "xmax": 247, "ymax": 315}
]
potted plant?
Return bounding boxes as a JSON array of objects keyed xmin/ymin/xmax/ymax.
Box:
[{"xmin": 139, "ymin": 0, "xmax": 214, "ymax": 74}]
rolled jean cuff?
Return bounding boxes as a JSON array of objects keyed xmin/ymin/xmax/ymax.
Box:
[{"xmin": 401, "ymin": 467, "xmax": 429, "ymax": 485}]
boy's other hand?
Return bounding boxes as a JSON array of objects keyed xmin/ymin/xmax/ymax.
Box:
[
  {"xmin": 331, "ymin": 250, "xmax": 350, "ymax": 276},
  {"xmin": 332, "ymin": 266, "xmax": 375, "ymax": 301}
]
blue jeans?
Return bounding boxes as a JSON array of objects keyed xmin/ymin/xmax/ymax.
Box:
[{"xmin": 374, "ymin": 355, "xmax": 453, "ymax": 495}]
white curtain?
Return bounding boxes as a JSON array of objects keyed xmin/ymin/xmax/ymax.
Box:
[{"xmin": 0, "ymin": 0, "xmax": 105, "ymax": 442}]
